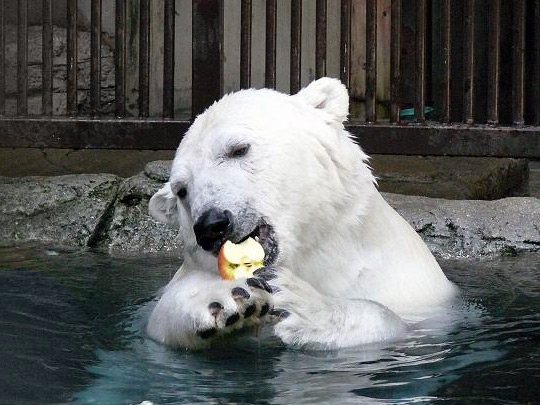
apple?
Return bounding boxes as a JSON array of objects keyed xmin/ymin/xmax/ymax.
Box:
[{"xmin": 217, "ymin": 237, "xmax": 265, "ymax": 280}]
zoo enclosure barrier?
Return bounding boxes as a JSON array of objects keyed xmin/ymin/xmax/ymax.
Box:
[{"xmin": 0, "ymin": 0, "xmax": 539, "ymax": 157}]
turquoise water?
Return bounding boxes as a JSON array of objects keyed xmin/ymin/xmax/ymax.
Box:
[{"xmin": 1, "ymin": 244, "xmax": 539, "ymax": 404}]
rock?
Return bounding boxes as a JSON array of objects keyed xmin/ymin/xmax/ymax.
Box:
[
  {"xmin": 0, "ymin": 174, "xmax": 120, "ymax": 246},
  {"xmin": 104, "ymin": 173, "xmax": 181, "ymax": 254},
  {"xmin": 144, "ymin": 160, "xmax": 172, "ymax": 183},
  {"xmin": 0, "ymin": 170, "xmax": 538, "ymax": 259},
  {"xmin": 372, "ymin": 156, "xmax": 529, "ymax": 200},
  {"xmin": 0, "ymin": 172, "xmax": 181, "ymax": 255},
  {"xmin": 384, "ymin": 193, "xmax": 540, "ymax": 258}
]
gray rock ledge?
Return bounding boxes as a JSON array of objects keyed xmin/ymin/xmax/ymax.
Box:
[
  {"xmin": 0, "ymin": 164, "xmax": 538, "ymax": 259},
  {"xmin": 0, "ymin": 172, "xmax": 180, "ymax": 255},
  {"xmin": 384, "ymin": 193, "xmax": 540, "ymax": 258}
]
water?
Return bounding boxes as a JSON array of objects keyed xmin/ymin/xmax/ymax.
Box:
[{"xmin": 1, "ymin": 244, "xmax": 539, "ymax": 404}]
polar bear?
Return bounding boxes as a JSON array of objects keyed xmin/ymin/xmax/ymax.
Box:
[{"xmin": 147, "ymin": 78, "xmax": 458, "ymax": 350}]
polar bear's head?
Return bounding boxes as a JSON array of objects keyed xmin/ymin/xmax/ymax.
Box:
[{"xmin": 149, "ymin": 78, "xmax": 375, "ymax": 268}]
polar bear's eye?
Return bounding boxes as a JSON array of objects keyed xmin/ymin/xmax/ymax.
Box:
[
  {"xmin": 228, "ymin": 144, "xmax": 250, "ymax": 159},
  {"xmin": 177, "ymin": 187, "xmax": 187, "ymax": 199}
]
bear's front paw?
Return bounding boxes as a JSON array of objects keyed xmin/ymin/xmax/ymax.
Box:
[
  {"xmin": 147, "ymin": 275, "xmax": 275, "ymax": 348},
  {"xmin": 254, "ymin": 266, "xmax": 407, "ymax": 349},
  {"xmin": 194, "ymin": 279, "xmax": 274, "ymax": 340}
]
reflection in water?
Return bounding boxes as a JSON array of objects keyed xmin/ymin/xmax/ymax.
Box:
[{"xmin": 1, "ymin": 244, "xmax": 539, "ymax": 404}]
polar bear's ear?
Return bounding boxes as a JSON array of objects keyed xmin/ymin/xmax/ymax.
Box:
[
  {"xmin": 294, "ymin": 77, "xmax": 349, "ymax": 124},
  {"xmin": 148, "ymin": 182, "xmax": 179, "ymax": 227}
]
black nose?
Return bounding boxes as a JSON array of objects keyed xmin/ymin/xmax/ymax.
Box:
[{"xmin": 193, "ymin": 209, "xmax": 232, "ymax": 251}]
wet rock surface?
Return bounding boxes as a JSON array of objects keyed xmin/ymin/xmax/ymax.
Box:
[
  {"xmin": 0, "ymin": 170, "xmax": 180, "ymax": 255},
  {"xmin": 0, "ymin": 174, "xmax": 120, "ymax": 247},
  {"xmin": 384, "ymin": 193, "xmax": 540, "ymax": 258},
  {"xmin": 0, "ymin": 161, "xmax": 538, "ymax": 259},
  {"xmin": 105, "ymin": 173, "xmax": 180, "ymax": 254}
]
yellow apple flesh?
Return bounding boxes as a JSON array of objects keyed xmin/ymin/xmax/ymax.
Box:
[{"xmin": 217, "ymin": 237, "xmax": 265, "ymax": 280}]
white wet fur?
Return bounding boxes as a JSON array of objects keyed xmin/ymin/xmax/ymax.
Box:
[{"xmin": 147, "ymin": 77, "xmax": 458, "ymax": 350}]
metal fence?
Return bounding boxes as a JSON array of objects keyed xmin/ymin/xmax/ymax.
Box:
[{"xmin": 0, "ymin": 0, "xmax": 539, "ymax": 157}]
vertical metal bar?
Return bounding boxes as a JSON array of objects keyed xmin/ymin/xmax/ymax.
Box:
[
  {"xmin": 42, "ymin": 0, "xmax": 53, "ymax": 116},
  {"xmin": 390, "ymin": 0, "xmax": 401, "ymax": 123},
  {"xmin": 91, "ymin": 0, "xmax": 102, "ymax": 116},
  {"xmin": 534, "ymin": 0, "xmax": 540, "ymax": 125},
  {"xmin": 115, "ymin": 0, "xmax": 126, "ymax": 118},
  {"xmin": 365, "ymin": 0, "xmax": 377, "ymax": 122},
  {"xmin": 240, "ymin": 0, "xmax": 252, "ymax": 89},
  {"xmin": 463, "ymin": 0, "xmax": 475, "ymax": 124},
  {"xmin": 67, "ymin": 0, "xmax": 78, "ymax": 116},
  {"xmin": 441, "ymin": 0, "xmax": 451, "ymax": 123},
  {"xmin": 18, "ymin": 0, "xmax": 28, "ymax": 116},
  {"xmin": 315, "ymin": 0, "xmax": 327, "ymax": 79},
  {"xmin": 512, "ymin": 0, "xmax": 525, "ymax": 126},
  {"xmin": 340, "ymin": 0, "xmax": 351, "ymax": 88},
  {"xmin": 139, "ymin": 0, "xmax": 150, "ymax": 118},
  {"xmin": 0, "ymin": 0, "xmax": 5, "ymax": 115},
  {"xmin": 265, "ymin": 0, "xmax": 277, "ymax": 89},
  {"xmin": 415, "ymin": 0, "xmax": 426, "ymax": 122},
  {"xmin": 192, "ymin": 0, "xmax": 223, "ymax": 118},
  {"xmin": 290, "ymin": 0, "xmax": 302, "ymax": 94},
  {"xmin": 486, "ymin": 0, "xmax": 500, "ymax": 125},
  {"xmin": 163, "ymin": 0, "xmax": 175, "ymax": 118}
]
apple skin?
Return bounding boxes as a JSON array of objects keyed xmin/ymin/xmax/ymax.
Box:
[{"xmin": 217, "ymin": 237, "xmax": 265, "ymax": 280}]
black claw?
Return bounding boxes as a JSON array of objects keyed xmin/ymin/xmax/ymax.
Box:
[
  {"xmin": 231, "ymin": 287, "xmax": 250, "ymax": 300},
  {"xmin": 259, "ymin": 303, "xmax": 270, "ymax": 317},
  {"xmin": 208, "ymin": 301, "xmax": 224, "ymax": 316},
  {"xmin": 270, "ymin": 309, "xmax": 290, "ymax": 320},
  {"xmin": 197, "ymin": 327, "xmax": 217, "ymax": 339},
  {"xmin": 258, "ymin": 279, "xmax": 273, "ymax": 294},
  {"xmin": 243, "ymin": 303, "xmax": 256, "ymax": 318},
  {"xmin": 225, "ymin": 312, "xmax": 241, "ymax": 327},
  {"xmin": 269, "ymin": 285, "xmax": 281, "ymax": 294},
  {"xmin": 253, "ymin": 266, "xmax": 278, "ymax": 281},
  {"xmin": 247, "ymin": 277, "xmax": 273, "ymax": 294},
  {"xmin": 246, "ymin": 277, "xmax": 263, "ymax": 289}
]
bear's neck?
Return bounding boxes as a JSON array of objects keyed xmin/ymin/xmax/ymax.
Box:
[
  {"xmin": 289, "ymin": 190, "xmax": 454, "ymax": 311},
  {"xmin": 288, "ymin": 183, "xmax": 380, "ymax": 286}
]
